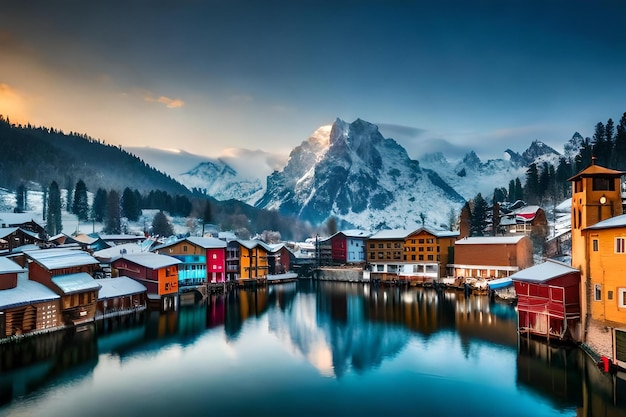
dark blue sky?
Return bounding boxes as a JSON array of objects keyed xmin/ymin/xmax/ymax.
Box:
[{"xmin": 1, "ymin": 0, "xmax": 625, "ymax": 166}]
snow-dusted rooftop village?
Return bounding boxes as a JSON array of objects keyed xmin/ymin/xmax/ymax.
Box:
[{"xmin": 1, "ymin": 169, "xmax": 626, "ymax": 372}]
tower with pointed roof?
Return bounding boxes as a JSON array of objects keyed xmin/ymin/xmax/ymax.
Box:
[{"xmin": 569, "ymin": 159, "xmax": 625, "ymax": 344}]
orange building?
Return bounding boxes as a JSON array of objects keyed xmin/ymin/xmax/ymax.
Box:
[
  {"xmin": 366, "ymin": 229, "xmax": 409, "ymax": 263},
  {"xmin": 403, "ymin": 227, "xmax": 458, "ymax": 279},
  {"xmin": 569, "ymin": 162, "xmax": 625, "ymax": 336},
  {"xmin": 226, "ymin": 240, "xmax": 269, "ymax": 285},
  {"xmin": 448, "ymin": 235, "xmax": 533, "ymax": 279},
  {"xmin": 112, "ymin": 253, "xmax": 181, "ymax": 310}
]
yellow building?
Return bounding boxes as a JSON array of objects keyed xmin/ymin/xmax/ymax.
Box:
[
  {"xmin": 569, "ymin": 162, "xmax": 625, "ymax": 327},
  {"xmin": 226, "ymin": 240, "xmax": 269, "ymax": 285}
]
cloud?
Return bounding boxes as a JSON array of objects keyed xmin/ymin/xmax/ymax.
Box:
[
  {"xmin": 219, "ymin": 147, "xmax": 288, "ymax": 180},
  {"xmin": 144, "ymin": 94, "xmax": 184, "ymax": 108},
  {"xmin": 376, "ymin": 123, "xmax": 428, "ymax": 140}
]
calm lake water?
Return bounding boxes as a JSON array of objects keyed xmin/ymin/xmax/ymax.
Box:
[{"xmin": 1, "ymin": 280, "xmax": 625, "ymax": 417}]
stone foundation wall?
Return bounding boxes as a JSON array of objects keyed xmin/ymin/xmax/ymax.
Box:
[{"xmin": 316, "ymin": 268, "xmax": 366, "ymax": 282}]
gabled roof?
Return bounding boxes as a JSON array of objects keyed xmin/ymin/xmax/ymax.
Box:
[
  {"xmin": 407, "ymin": 227, "xmax": 459, "ymax": 238},
  {"xmin": 52, "ymin": 272, "xmax": 101, "ymax": 294},
  {"xmin": 568, "ymin": 164, "xmax": 625, "ymax": 181},
  {"xmin": 513, "ymin": 205, "xmax": 542, "ymax": 222},
  {"xmin": 153, "ymin": 236, "xmax": 227, "ymax": 251},
  {"xmin": 0, "ymin": 227, "xmax": 19, "ymax": 239},
  {"xmin": 0, "ymin": 227, "xmax": 43, "ymax": 241},
  {"xmin": 510, "ymin": 259, "xmax": 579, "ymax": 283},
  {"xmin": 0, "ymin": 213, "xmax": 45, "ymax": 228},
  {"xmin": 0, "ymin": 257, "xmax": 24, "ymax": 274},
  {"xmin": 455, "ymin": 236, "xmax": 526, "ymax": 245},
  {"xmin": 27, "ymin": 248, "xmax": 99, "ymax": 270},
  {"xmin": 585, "ymin": 213, "xmax": 626, "ymax": 230},
  {"xmin": 93, "ymin": 243, "xmax": 148, "ymax": 262},
  {"xmin": 0, "ymin": 276, "xmax": 60, "ymax": 309},
  {"xmin": 369, "ymin": 229, "xmax": 411, "ymax": 240},
  {"xmin": 332, "ymin": 229, "xmax": 371, "ymax": 239},
  {"xmin": 235, "ymin": 239, "xmax": 271, "ymax": 251},
  {"xmin": 118, "ymin": 253, "xmax": 182, "ymax": 269},
  {"xmin": 97, "ymin": 277, "xmax": 147, "ymax": 299}
]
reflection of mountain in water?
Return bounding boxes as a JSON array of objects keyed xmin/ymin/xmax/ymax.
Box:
[{"xmin": 267, "ymin": 282, "xmax": 409, "ymax": 377}]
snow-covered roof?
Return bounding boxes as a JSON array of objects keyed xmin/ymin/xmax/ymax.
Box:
[
  {"xmin": 334, "ymin": 229, "xmax": 371, "ymax": 239},
  {"xmin": 455, "ymin": 236, "xmax": 526, "ymax": 245},
  {"xmin": 514, "ymin": 205, "xmax": 542, "ymax": 221},
  {"xmin": 72, "ymin": 234, "xmax": 100, "ymax": 244},
  {"xmin": 97, "ymin": 277, "xmax": 147, "ymax": 299},
  {"xmin": 0, "ymin": 213, "xmax": 44, "ymax": 227},
  {"xmin": 510, "ymin": 260, "xmax": 579, "ymax": 283},
  {"xmin": 52, "ymin": 272, "xmax": 102, "ymax": 294},
  {"xmin": 369, "ymin": 229, "xmax": 411, "ymax": 240},
  {"xmin": 186, "ymin": 236, "xmax": 227, "ymax": 248},
  {"xmin": 120, "ymin": 253, "xmax": 182, "ymax": 269},
  {"xmin": 407, "ymin": 227, "xmax": 459, "ymax": 238},
  {"xmin": 0, "ymin": 257, "xmax": 24, "ymax": 274},
  {"xmin": 0, "ymin": 276, "xmax": 60, "ymax": 309},
  {"xmin": 0, "ymin": 227, "xmax": 19, "ymax": 239},
  {"xmin": 27, "ymin": 248, "xmax": 99, "ymax": 269},
  {"xmin": 93, "ymin": 243, "xmax": 148, "ymax": 262},
  {"xmin": 585, "ymin": 214, "xmax": 626, "ymax": 230},
  {"xmin": 218, "ymin": 231, "xmax": 237, "ymax": 241},
  {"xmin": 99, "ymin": 234, "xmax": 145, "ymax": 242}
]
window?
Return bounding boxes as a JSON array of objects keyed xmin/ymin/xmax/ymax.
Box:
[
  {"xmin": 418, "ymin": 239, "xmax": 424, "ymax": 244},
  {"xmin": 608, "ymin": 290, "xmax": 613, "ymax": 300},
  {"xmin": 378, "ymin": 243, "xmax": 383, "ymax": 249},
  {"xmin": 619, "ymin": 288, "xmax": 626, "ymax": 308},
  {"xmin": 592, "ymin": 239, "xmax": 599, "ymax": 252},
  {"xmin": 595, "ymin": 284, "xmax": 602, "ymax": 301},
  {"xmin": 387, "ymin": 243, "xmax": 391, "ymax": 248},
  {"xmin": 370, "ymin": 243, "xmax": 375, "ymax": 248},
  {"xmin": 426, "ymin": 238, "xmax": 434, "ymax": 244},
  {"xmin": 427, "ymin": 255, "xmax": 434, "ymax": 261},
  {"xmin": 411, "ymin": 255, "xmax": 416, "ymax": 261},
  {"xmin": 370, "ymin": 253, "xmax": 375, "ymax": 259},
  {"xmin": 616, "ymin": 237, "xmax": 625, "ymax": 253},
  {"xmin": 418, "ymin": 255, "xmax": 424, "ymax": 261},
  {"xmin": 592, "ymin": 177, "xmax": 614, "ymax": 191},
  {"xmin": 183, "ymin": 245, "xmax": 188, "ymax": 252}
]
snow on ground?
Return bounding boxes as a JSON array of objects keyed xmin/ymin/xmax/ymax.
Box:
[{"xmin": 0, "ymin": 188, "xmax": 195, "ymax": 237}]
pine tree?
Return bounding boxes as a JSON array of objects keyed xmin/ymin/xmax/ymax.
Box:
[
  {"xmin": 508, "ymin": 180, "xmax": 515, "ymax": 203},
  {"xmin": 524, "ymin": 164, "xmax": 540, "ymax": 204},
  {"xmin": 615, "ymin": 112, "xmax": 626, "ymax": 170},
  {"xmin": 72, "ymin": 179, "xmax": 90, "ymax": 221},
  {"xmin": 15, "ymin": 183, "xmax": 26, "ymax": 213},
  {"xmin": 92, "ymin": 188, "xmax": 107, "ymax": 222},
  {"xmin": 65, "ymin": 176, "xmax": 74, "ymax": 213},
  {"xmin": 121, "ymin": 187, "xmax": 141, "ymax": 221},
  {"xmin": 514, "ymin": 178, "xmax": 524, "ymax": 202},
  {"xmin": 492, "ymin": 201, "xmax": 500, "ymax": 236},
  {"xmin": 46, "ymin": 181, "xmax": 62, "ymax": 236},
  {"xmin": 202, "ymin": 200, "xmax": 212, "ymax": 235},
  {"xmin": 151, "ymin": 210, "xmax": 174, "ymax": 237},
  {"xmin": 470, "ymin": 193, "xmax": 488, "ymax": 237},
  {"xmin": 104, "ymin": 189, "xmax": 121, "ymax": 234}
]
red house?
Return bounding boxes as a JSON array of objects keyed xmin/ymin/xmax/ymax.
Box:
[
  {"xmin": 328, "ymin": 230, "xmax": 370, "ymax": 265},
  {"xmin": 511, "ymin": 260, "xmax": 581, "ymax": 342},
  {"xmin": 111, "ymin": 253, "xmax": 181, "ymax": 311},
  {"xmin": 153, "ymin": 236, "xmax": 227, "ymax": 284}
]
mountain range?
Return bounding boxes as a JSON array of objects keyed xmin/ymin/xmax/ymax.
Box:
[{"xmin": 131, "ymin": 118, "xmax": 564, "ymax": 231}]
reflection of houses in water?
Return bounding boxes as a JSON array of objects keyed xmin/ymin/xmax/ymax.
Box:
[
  {"xmin": 223, "ymin": 287, "xmax": 270, "ymax": 340},
  {"xmin": 0, "ymin": 325, "xmax": 98, "ymax": 407},
  {"xmin": 265, "ymin": 281, "xmax": 409, "ymax": 377},
  {"xmin": 364, "ymin": 286, "xmax": 518, "ymax": 349}
]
